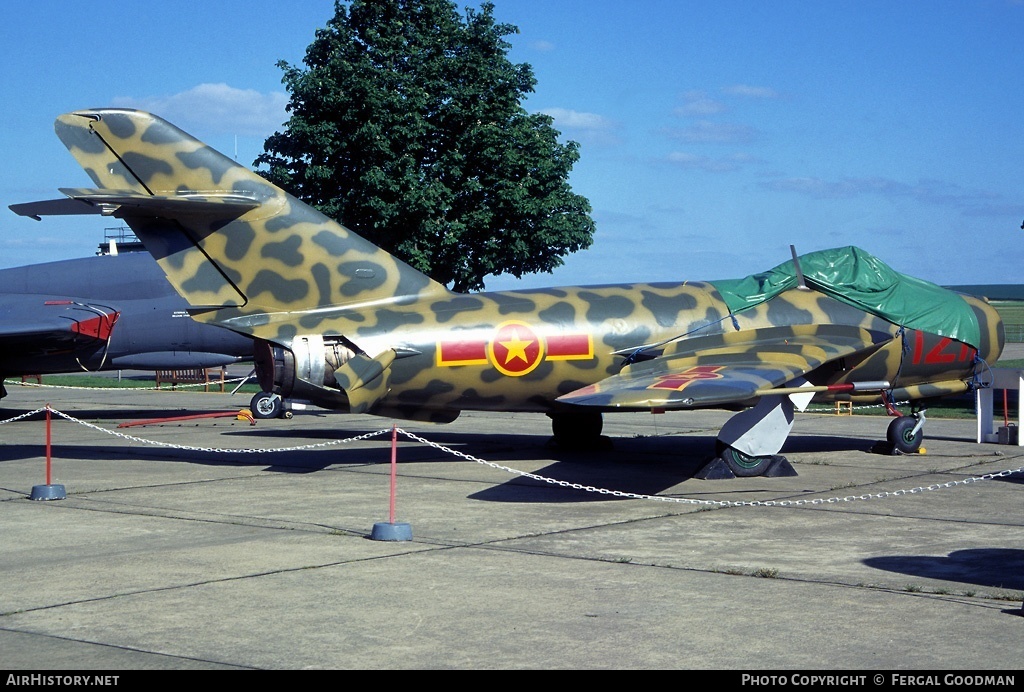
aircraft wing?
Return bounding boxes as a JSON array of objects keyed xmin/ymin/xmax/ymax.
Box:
[
  {"xmin": 557, "ymin": 325, "xmax": 893, "ymax": 409},
  {"xmin": 0, "ymin": 296, "xmax": 118, "ymax": 354}
]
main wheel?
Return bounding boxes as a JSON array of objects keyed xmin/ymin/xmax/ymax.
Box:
[
  {"xmin": 887, "ymin": 416, "xmax": 923, "ymax": 454},
  {"xmin": 250, "ymin": 391, "xmax": 283, "ymax": 419},
  {"xmin": 715, "ymin": 441, "xmax": 774, "ymax": 477},
  {"xmin": 549, "ymin": 411, "xmax": 603, "ymax": 446}
]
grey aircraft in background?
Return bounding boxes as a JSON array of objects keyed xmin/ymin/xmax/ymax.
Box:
[{"xmin": 0, "ymin": 250, "xmax": 255, "ymax": 401}]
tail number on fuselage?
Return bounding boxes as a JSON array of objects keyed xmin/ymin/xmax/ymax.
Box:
[{"xmin": 911, "ymin": 331, "xmax": 976, "ymax": 366}]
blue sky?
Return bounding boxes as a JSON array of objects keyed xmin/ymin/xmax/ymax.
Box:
[{"xmin": 2, "ymin": 0, "xmax": 1022, "ymax": 291}]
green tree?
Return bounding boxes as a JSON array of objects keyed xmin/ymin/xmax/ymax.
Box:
[{"xmin": 256, "ymin": 0, "xmax": 595, "ymax": 292}]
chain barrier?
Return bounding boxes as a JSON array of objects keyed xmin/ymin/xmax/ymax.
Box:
[
  {"xmin": 42, "ymin": 406, "xmax": 391, "ymax": 454},
  {"xmin": 0, "ymin": 407, "xmax": 48, "ymax": 425},
  {"xmin": 806, "ymin": 398, "xmax": 915, "ymax": 414},
  {"xmin": 5, "ymin": 406, "xmax": 1022, "ymax": 508},
  {"xmin": 393, "ymin": 427, "xmax": 1024, "ymax": 508}
]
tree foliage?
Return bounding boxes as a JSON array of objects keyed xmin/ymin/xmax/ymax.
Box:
[{"xmin": 256, "ymin": 0, "xmax": 595, "ymax": 292}]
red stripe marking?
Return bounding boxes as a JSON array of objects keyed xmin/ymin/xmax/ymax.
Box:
[
  {"xmin": 437, "ymin": 338, "xmax": 489, "ymax": 366},
  {"xmin": 546, "ymin": 333, "xmax": 593, "ymax": 360}
]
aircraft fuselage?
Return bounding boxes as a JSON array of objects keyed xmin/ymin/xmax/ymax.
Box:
[{"xmin": 264, "ymin": 280, "xmax": 1003, "ymax": 421}]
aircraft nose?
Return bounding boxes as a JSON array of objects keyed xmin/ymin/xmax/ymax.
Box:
[{"xmin": 967, "ymin": 295, "xmax": 1005, "ymax": 365}]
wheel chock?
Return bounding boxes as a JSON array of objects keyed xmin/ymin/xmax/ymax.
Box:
[
  {"xmin": 762, "ymin": 456, "xmax": 798, "ymax": 477},
  {"xmin": 695, "ymin": 454, "xmax": 797, "ymax": 480},
  {"xmin": 694, "ymin": 456, "xmax": 736, "ymax": 479}
]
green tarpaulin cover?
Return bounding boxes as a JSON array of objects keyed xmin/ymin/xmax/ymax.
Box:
[{"xmin": 711, "ymin": 246, "xmax": 981, "ymax": 349}]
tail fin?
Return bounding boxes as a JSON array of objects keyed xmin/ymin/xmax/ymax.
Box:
[{"xmin": 44, "ymin": 109, "xmax": 449, "ymax": 324}]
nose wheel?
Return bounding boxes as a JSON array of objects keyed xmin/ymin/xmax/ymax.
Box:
[{"xmin": 886, "ymin": 411, "xmax": 925, "ymax": 454}]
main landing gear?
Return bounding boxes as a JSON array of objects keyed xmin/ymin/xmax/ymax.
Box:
[
  {"xmin": 698, "ymin": 393, "xmax": 801, "ymax": 479},
  {"xmin": 712, "ymin": 441, "xmax": 790, "ymax": 478},
  {"xmin": 547, "ymin": 410, "xmax": 610, "ymax": 450},
  {"xmin": 549, "ymin": 390, "xmax": 930, "ymax": 480},
  {"xmin": 547, "ymin": 399, "xmax": 798, "ymax": 478}
]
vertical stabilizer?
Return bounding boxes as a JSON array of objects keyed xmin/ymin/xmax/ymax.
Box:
[{"xmin": 53, "ymin": 109, "xmax": 449, "ymax": 322}]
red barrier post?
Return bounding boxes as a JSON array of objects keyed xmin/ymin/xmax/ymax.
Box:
[
  {"xmin": 30, "ymin": 404, "xmax": 65, "ymax": 500},
  {"xmin": 369, "ymin": 424, "xmax": 411, "ymax": 540},
  {"xmin": 372, "ymin": 421, "xmax": 411, "ymax": 540},
  {"xmin": 389, "ymin": 423, "xmax": 398, "ymax": 524},
  {"xmin": 45, "ymin": 404, "xmax": 52, "ymax": 486}
]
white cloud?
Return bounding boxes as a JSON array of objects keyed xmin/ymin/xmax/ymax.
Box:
[
  {"xmin": 675, "ymin": 90, "xmax": 726, "ymax": 116},
  {"xmin": 112, "ymin": 84, "xmax": 289, "ymax": 137},
  {"xmin": 667, "ymin": 151, "xmax": 759, "ymax": 172},
  {"xmin": 541, "ymin": 107, "xmax": 611, "ymax": 130},
  {"xmin": 762, "ymin": 175, "xmax": 1011, "ymax": 213},
  {"xmin": 721, "ymin": 84, "xmax": 781, "ymax": 99},
  {"xmin": 540, "ymin": 107, "xmax": 620, "ymax": 144},
  {"xmin": 663, "ymin": 120, "xmax": 758, "ymax": 144}
]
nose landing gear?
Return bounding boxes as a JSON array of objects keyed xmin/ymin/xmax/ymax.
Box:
[{"xmin": 885, "ymin": 409, "xmax": 926, "ymax": 455}]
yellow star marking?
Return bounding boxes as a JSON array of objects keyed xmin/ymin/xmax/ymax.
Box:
[{"xmin": 499, "ymin": 329, "xmax": 533, "ymax": 364}]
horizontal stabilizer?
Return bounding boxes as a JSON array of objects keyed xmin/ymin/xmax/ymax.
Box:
[
  {"xmin": 9, "ymin": 197, "xmax": 100, "ymax": 220},
  {"xmin": 11, "ymin": 189, "xmax": 261, "ymax": 222}
]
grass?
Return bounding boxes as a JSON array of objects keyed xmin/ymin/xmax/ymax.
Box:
[
  {"xmin": 809, "ymin": 398, "xmax": 976, "ymax": 419},
  {"xmin": 8, "ymin": 374, "xmax": 262, "ymax": 395},
  {"xmin": 801, "ymin": 354, "xmax": 1024, "ymax": 420},
  {"xmin": 992, "ymin": 302, "xmax": 1024, "ymax": 343}
]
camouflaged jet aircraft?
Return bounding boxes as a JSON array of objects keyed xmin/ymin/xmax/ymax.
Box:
[{"xmin": 10, "ymin": 109, "xmax": 1005, "ymax": 478}]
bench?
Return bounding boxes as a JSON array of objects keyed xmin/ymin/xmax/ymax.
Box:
[
  {"xmin": 154, "ymin": 367, "xmax": 226, "ymax": 392},
  {"xmin": 834, "ymin": 401, "xmax": 853, "ymax": 415}
]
